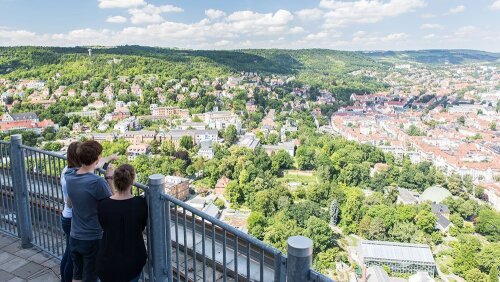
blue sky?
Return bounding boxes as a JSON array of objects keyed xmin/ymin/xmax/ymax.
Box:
[{"xmin": 1, "ymin": 0, "xmax": 499, "ymax": 51}]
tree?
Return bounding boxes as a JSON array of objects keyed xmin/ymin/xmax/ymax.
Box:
[
  {"xmin": 490, "ymin": 265, "xmax": 499, "ymax": 282},
  {"xmin": 305, "ymin": 216, "xmax": 336, "ymax": 254},
  {"xmin": 457, "ymin": 116, "xmax": 466, "ymax": 126},
  {"xmin": 490, "ymin": 122, "xmax": 497, "ymax": 131},
  {"xmin": 340, "ymin": 188, "xmax": 365, "ymax": 233},
  {"xmin": 475, "ymin": 209, "xmax": 500, "ymax": 241},
  {"xmin": 252, "ymin": 190, "xmax": 276, "ymax": 216},
  {"xmin": 225, "ymin": 180, "xmax": 244, "ymax": 206},
  {"xmin": 329, "ymin": 200, "xmax": 340, "ymax": 226},
  {"xmin": 214, "ymin": 198, "xmax": 225, "ymax": 209},
  {"xmin": 248, "ymin": 212, "xmax": 267, "ymax": 240},
  {"xmin": 477, "ymin": 243, "xmax": 500, "ymax": 273},
  {"xmin": 264, "ymin": 219, "xmax": 304, "ymax": 253},
  {"xmin": 406, "ymin": 124, "xmax": 424, "ymax": 136},
  {"xmin": 42, "ymin": 141, "xmax": 62, "ymax": 152},
  {"xmin": 295, "ymin": 146, "xmax": 316, "ymax": 170},
  {"xmin": 55, "ymin": 126, "xmax": 71, "ymax": 139},
  {"xmin": 149, "ymin": 139, "xmax": 161, "ymax": 154},
  {"xmin": 223, "ymin": 125, "xmax": 237, "ymax": 145},
  {"xmin": 415, "ymin": 210, "xmax": 437, "ymax": 234},
  {"xmin": 390, "ymin": 222, "xmax": 418, "ymax": 243},
  {"xmin": 338, "ymin": 163, "xmax": 370, "ymax": 187},
  {"xmin": 452, "ymin": 235, "xmax": 481, "ymax": 276},
  {"xmin": 367, "ymin": 217, "xmax": 387, "ymax": 240},
  {"xmin": 179, "ymin": 136, "xmax": 193, "ymax": 150},
  {"xmin": 271, "ymin": 150, "xmax": 293, "ymax": 171},
  {"xmin": 313, "ymin": 248, "xmax": 339, "ymax": 273},
  {"xmin": 447, "ymin": 173, "xmax": 463, "ymax": 195},
  {"xmin": 464, "ymin": 268, "xmax": 488, "ymax": 282},
  {"xmin": 160, "ymin": 140, "xmax": 176, "ymax": 156},
  {"xmin": 41, "ymin": 126, "xmax": 56, "ymax": 141}
]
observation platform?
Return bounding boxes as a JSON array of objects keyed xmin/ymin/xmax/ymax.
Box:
[{"xmin": 0, "ymin": 233, "xmax": 60, "ymax": 282}]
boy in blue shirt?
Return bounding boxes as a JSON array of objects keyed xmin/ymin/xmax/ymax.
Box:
[{"xmin": 66, "ymin": 141, "xmax": 114, "ymax": 282}]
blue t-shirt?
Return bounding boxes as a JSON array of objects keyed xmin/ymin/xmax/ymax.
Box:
[{"xmin": 65, "ymin": 169, "xmax": 112, "ymax": 240}]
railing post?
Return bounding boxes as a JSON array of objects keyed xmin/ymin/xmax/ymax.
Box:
[
  {"xmin": 148, "ymin": 174, "xmax": 170, "ymax": 282},
  {"xmin": 286, "ymin": 236, "xmax": 313, "ymax": 282},
  {"xmin": 9, "ymin": 134, "xmax": 32, "ymax": 248}
]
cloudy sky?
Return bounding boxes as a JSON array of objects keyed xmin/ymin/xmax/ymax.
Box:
[{"xmin": 1, "ymin": 0, "xmax": 499, "ymax": 51}]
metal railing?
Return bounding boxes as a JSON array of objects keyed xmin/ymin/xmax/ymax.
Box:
[{"xmin": 0, "ymin": 134, "xmax": 334, "ymax": 282}]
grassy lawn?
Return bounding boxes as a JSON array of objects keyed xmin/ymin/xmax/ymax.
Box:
[{"xmin": 278, "ymin": 170, "xmax": 318, "ymax": 187}]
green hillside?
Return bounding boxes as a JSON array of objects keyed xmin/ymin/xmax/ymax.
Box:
[{"xmin": 363, "ymin": 49, "xmax": 500, "ymax": 65}]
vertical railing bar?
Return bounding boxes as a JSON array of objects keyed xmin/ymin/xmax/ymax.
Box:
[
  {"xmin": 145, "ymin": 188, "xmax": 154, "ymax": 280},
  {"xmin": 55, "ymin": 157, "xmax": 63, "ymax": 257},
  {"xmin": 234, "ymin": 235, "xmax": 238, "ymax": 281},
  {"xmin": 46, "ymin": 154, "xmax": 57, "ymax": 254},
  {"xmin": 273, "ymin": 251, "xmax": 282, "ymax": 282},
  {"xmin": 1, "ymin": 145, "xmax": 9, "ymax": 233},
  {"xmin": 6, "ymin": 144, "xmax": 16, "ymax": 235},
  {"xmin": 32, "ymin": 151, "xmax": 43, "ymax": 247},
  {"xmin": 26, "ymin": 151, "xmax": 37, "ymax": 244},
  {"xmin": 0, "ymin": 145, "xmax": 9, "ymax": 233},
  {"xmin": 165, "ymin": 199, "xmax": 173, "ymax": 282},
  {"xmin": 260, "ymin": 249, "xmax": 264, "ymax": 282},
  {"xmin": 201, "ymin": 218, "xmax": 206, "ymax": 282},
  {"xmin": 192, "ymin": 213, "xmax": 197, "ymax": 282},
  {"xmin": 247, "ymin": 241, "xmax": 251, "ymax": 281},
  {"xmin": 35, "ymin": 151, "xmax": 48, "ymax": 250},
  {"xmin": 212, "ymin": 223, "xmax": 216, "ymax": 282},
  {"xmin": 46, "ymin": 155, "xmax": 55, "ymax": 254},
  {"xmin": 182, "ymin": 208, "xmax": 188, "ymax": 281},
  {"xmin": 175, "ymin": 204, "xmax": 180, "ymax": 282},
  {"xmin": 222, "ymin": 229, "xmax": 227, "ymax": 282}
]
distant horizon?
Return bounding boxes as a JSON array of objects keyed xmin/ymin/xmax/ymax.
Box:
[
  {"xmin": 1, "ymin": 45, "xmax": 499, "ymax": 54},
  {"xmin": 1, "ymin": 0, "xmax": 500, "ymax": 51}
]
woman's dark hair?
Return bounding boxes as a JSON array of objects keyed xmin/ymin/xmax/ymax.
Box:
[
  {"xmin": 113, "ymin": 164, "xmax": 135, "ymax": 192},
  {"xmin": 67, "ymin": 141, "xmax": 81, "ymax": 168}
]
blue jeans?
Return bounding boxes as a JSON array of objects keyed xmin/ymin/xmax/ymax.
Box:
[
  {"xmin": 70, "ymin": 237, "xmax": 100, "ymax": 281},
  {"xmin": 60, "ymin": 217, "xmax": 73, "ymax": 282}
]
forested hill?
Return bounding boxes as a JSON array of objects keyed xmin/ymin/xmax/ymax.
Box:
[
  {"xmin": 363, "ymin": 49, "xmax": 500, "ymax": 65},
  {"xmin": 0, "ymin": 46, "xmax": 384, "ymax": 79}
]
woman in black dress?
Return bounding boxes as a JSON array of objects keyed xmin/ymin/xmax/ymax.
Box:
[{"xmin": 97, "ymin": 164, "xmax": 148, "ymax": 282}]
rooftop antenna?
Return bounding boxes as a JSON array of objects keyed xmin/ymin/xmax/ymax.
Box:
[{"xmin": 88, "ymin": 48, "xmax": 92, "ymax": 57}]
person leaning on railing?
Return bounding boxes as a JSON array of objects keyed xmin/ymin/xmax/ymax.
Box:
[
  {"xmin": 65, "ymin": 141, "xmax": 115, "ymax": 282},
  {"xmin": 97, "ymin": 164, "xmax": 148, "ymax": 282}
]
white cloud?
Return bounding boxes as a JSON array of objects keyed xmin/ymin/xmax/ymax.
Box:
[
  {"xmin": 454, "ymin": 25, "xmax": 476, "ymax": 37},
  {"xmin": 446, "ymin": 5, "xmax": 465, "ymax": 15},
  {"xmin": 214, "ymin": 40, "xmax": 230, "ymax": 47},
  {"xmin": 420, "ymin": 23, "xmax": 443, "ymax": 29},
  {"xmin": 106, "ymin": 16, "xmax": 127, "ymax": 23},
  {"xmin": 98, "ymin": 0, "xmax": 145, "ymax": 9},
  {"xmin": 128, "ymin": 4, "xmax": 183, "ymax": 24},
  {"xmin": 490, "ymin": 0, "xmax": 500, "ymax": 10},
  {"xmin": 205, "ymin": 9, "xmax": 226, "ymax": 19},
  {"xmin": 290, "ymin": 26, "xmax": 305, "ymax": 34},
  {"xmin": 319, "ymin": 0, "xmax": 426, "ymax": 28},
  {"xmin": 423, "ymin": 33, "xmax": 436, "ymax": 39},
  {"xmin": 306, "ymin": 31, "xmax": 329, "ymax": 40},
  {"xmin": 295, "ymin": 8, "xmax": 324, "ymax": 21},
  {"xmin": 382, "ymin": 32, "xmax": 408, "ymax": 41}
]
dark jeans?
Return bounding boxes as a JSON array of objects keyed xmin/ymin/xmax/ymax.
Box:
[
  {"xmin": 60, "ymin": 217, "xmax": 73, "ymax": 282},
  {"xmin": 70, "ymin": 237, "xmax": 100, "ymax": 282}
]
